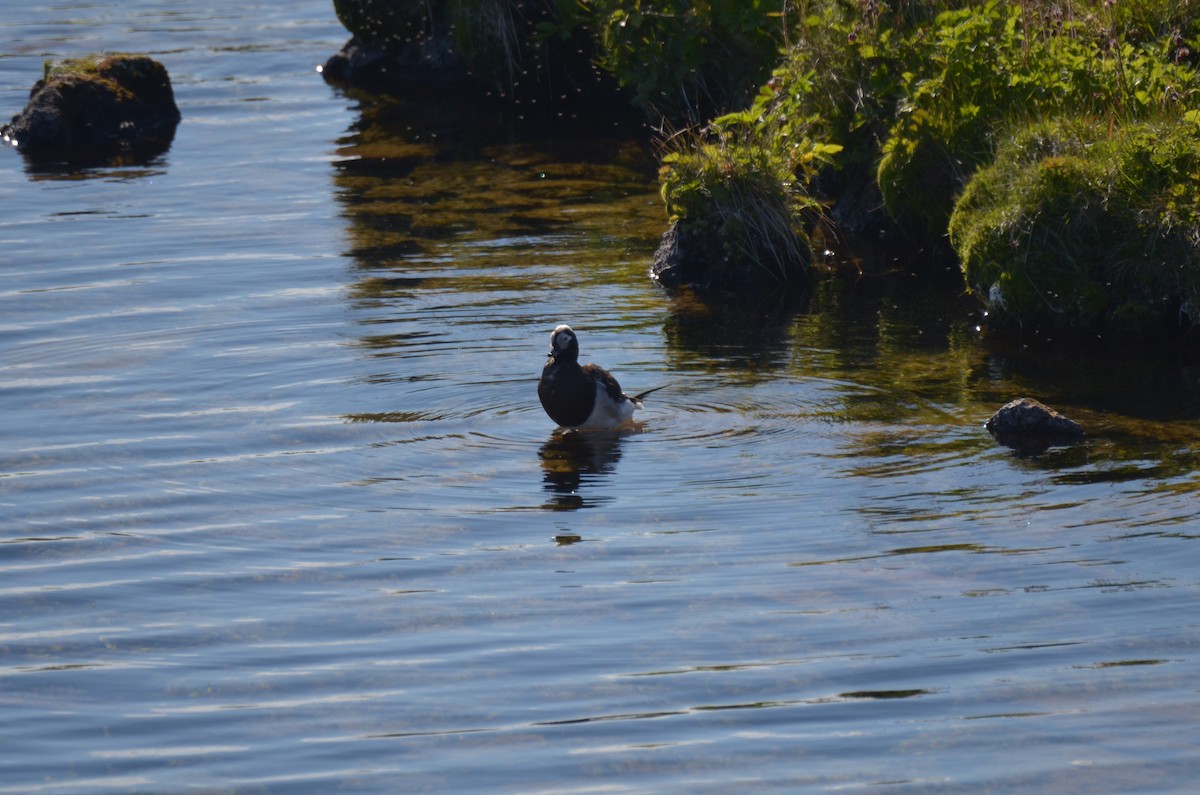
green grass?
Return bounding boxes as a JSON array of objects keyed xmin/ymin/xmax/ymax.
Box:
[
  {"xmin": 658, "ymin": 126, "xmax": 820, "ymax": 289},
  {"xmin": 950, "ymin": 115, "xmax": 1200, "ymax": 335}
]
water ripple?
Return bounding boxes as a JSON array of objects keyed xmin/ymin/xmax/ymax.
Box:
[{"xmin": 2, "ymin": 2, "xmax": 1199, "ymax": 792}]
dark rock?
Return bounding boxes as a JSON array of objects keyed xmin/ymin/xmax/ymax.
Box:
[
  {"xmin": 2, "ymin": 54, "xmax": 180, "ymax": 166},
  {"xmin": 651, "ymin": 220, "xmax": 809, "ymax": 295},
  {"xmin": 319, "ymin": 35, "xmax": 476, "ymax": 95},
  {"xmin": 650, "ymin": 224, "xmax": 690, "ymax": 289},
  {"xmin": 320, "ymin": 33, "xmax": 632, "ymax": 126},
  {"xmin": 986, "ymin": 397, "xmax": 1085, "ymax": 456}
]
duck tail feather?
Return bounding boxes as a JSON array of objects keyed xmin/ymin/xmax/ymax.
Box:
[{"xmin": 630, "ymin": 384, "xmax": 671, "ymax": 405}]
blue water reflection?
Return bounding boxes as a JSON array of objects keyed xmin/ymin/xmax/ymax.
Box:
[{"xmin": 1, "ymin": 1, "xmax": 1199, "ymax": 794}]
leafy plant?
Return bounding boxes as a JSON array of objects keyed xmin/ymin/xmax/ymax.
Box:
[{"xmin": 877, "ymin": 0, "xmax": 1198, "ymax": 239}]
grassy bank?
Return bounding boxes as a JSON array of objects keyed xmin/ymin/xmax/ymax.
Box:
[
  {"xmin": 655, "ymin": 0, "xmax": 1200, "ymax": 334},
  {"xmin": 331, "ymin": 1, "xmax": 1200, "ymax": 336}
]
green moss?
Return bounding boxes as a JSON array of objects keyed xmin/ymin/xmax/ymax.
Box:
[
  {"xmin": 41, "ymin": 54, "xmax": 171, "ymax": 106},
  {"xmin": 674, "ymin": 1, "xmax": 1196, "ymax": 240},
  {"xmin": 44, "ymin": 55, "xmax": 104, "ymax": 81},
  {"xmin": 44, "ymin": 54, "xmax": 123, "ymax": 93},
  {"xmin": 949, "ymin": 116, "xmax": 1200, "ymax": 335}
]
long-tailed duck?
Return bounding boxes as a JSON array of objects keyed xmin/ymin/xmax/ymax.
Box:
[{"xmin": 537, "ymin": 324, "xmax": 665, "ymax": 428}]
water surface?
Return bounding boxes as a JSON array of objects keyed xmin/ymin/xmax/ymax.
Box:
[{"xmin": 2, "ymin": 2, "xmax": 1199, "ymax": 793}]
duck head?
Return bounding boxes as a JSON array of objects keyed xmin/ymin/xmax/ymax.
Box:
[{"xmin": 548, "ymin": 324, "xmax": 579, "ymax": 363}]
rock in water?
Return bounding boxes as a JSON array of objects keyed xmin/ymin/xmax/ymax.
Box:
[
  {"xmin": 2, "ymin": 54, "xmax": 180, "ymax": 165},
  {"xmin": 986, "ymin": 397, "xmax": 1084, "ymax": 456}
]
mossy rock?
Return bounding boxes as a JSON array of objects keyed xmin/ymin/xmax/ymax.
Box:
[
  {"xmin": 654, "ymin": 138, "xmax": 814, "ymax": 293},
  {"xmin": 2, "ymin": 54, "xmax": 180, "ymax": 165},
  {"xmin": 949, "ymin": 117, "xmax": 1200, "ymax": 338}
]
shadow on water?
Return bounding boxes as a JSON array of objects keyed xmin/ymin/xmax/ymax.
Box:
[
  {"xmin": 538, "ymin": 428, "xmax": 628, "ymax": 513},
  {"xmin": 9, "ymin": 126, "xmax": 178, "ymax": 176},
  {"xmin": 11, "ymin": 148, "xmax": 172, "ymax": 184},
  {"xmin": 978, "ymin": 340, "xmax": 1200, "ymax": 422},
  {"xmin": 661, "ymin": 286, "xmax": 810, "ymax": 375}
]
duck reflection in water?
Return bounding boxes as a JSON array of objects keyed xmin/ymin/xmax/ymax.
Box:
[{"xmin": 538, "ymin": 428, "xmax": 627, "ymax": 512}]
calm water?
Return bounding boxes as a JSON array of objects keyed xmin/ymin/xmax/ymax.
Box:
[{"xmin": 3, "ymin": 3, "xmax": 1200, "ymax": 793}]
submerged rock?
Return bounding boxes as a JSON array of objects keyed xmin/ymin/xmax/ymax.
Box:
[
  {"xmin": 986, "ymin": 397, "xmax": 1084, "ymax": 456},
  {"xmin": 2, "ymin": 54, "xmax": 180, "ymax": 166}
]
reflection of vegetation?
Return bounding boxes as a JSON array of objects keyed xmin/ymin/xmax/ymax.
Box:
[
  {"xmin": 787, "ymin": 277, "xmax": 983, "ymax": 413},
  {"xmin": 333, "ymin": 97, "xmax": 662, "ymax": 274},
  {"xmin": 331, "ymin": 92, "xmax": 667, "ymax": 404},
  {"xmin": 661, "ymin": 288, "xmax": 808, "ymax": 374}
]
